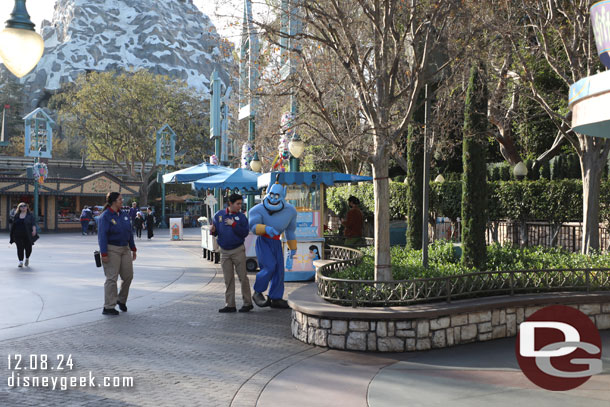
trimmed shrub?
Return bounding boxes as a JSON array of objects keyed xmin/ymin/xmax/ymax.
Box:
[{"xmin": 461, "ymin": 64, "xmax": 488, "ymax": 269}]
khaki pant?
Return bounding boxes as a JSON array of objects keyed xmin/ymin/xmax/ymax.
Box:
[
  {"xmin": 220, "ymin": 244, "xmax": 252, "ymax": 308},
  {"xmin": 103, "ymin": 244, "xmax": 134, "ymax": 309}
]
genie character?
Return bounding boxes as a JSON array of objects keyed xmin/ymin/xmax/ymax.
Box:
[{"xmin": 249, "ymin": 178, "xmax": 297, "ymax": 308}]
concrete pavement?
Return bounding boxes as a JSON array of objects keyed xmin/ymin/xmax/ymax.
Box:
[{"xmin": 0, "ymin": 230, "xmax": 608, "ymax": 406}]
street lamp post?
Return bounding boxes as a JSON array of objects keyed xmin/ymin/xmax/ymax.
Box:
[
  {"xmin": 514, "ymin": 161, "xmax": 528, "ymax": 181},
  {"xmin": 0, "ymin": 0, "xmax": 44, "ymax": 78},
  {"xmin": 239, "ymin": 0, "xmax": 260, "ymax": 212},
  {"xmin": 23, "ymin": 108, "xmax": 53, "ymax": 229},
  {"xmin": 250, "ymin": 151, "xmax": 262, "ymax": 173},
  {"xmin": 156, "ymin": 124, "xmax": 176, "ymax": 229},
  {"xmin": 288, "ymin": 133, "xmax": 305, "ymax": 170}
]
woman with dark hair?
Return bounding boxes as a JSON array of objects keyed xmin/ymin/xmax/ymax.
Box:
[
  {"xmin": 97, "ymin": 192, "xmax": 137, "ymax": 316},
  {"xmin": 9, "ymin": 202, "xmax": 37, "ymax": 268}
]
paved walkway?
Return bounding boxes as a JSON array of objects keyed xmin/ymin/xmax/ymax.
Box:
[{"xmin": 0, "ymin": 230, "xmax": 608, "ymax": 406}]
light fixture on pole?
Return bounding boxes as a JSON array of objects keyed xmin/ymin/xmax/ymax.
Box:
[
  {"xmin": 0, "ymin": 1, "xmax": 44, "ymax": 78},
  {"xmin": 434, "ymin": 174, "xmax": 445, "ymax": 183},
  {"xmin": 250, "ymin": 152, "xmax": 262, "ymax": 172},
  {"xmin": 513, "ymin": 161, "xmax": 528, "ymax": 180},
  {"xmin": 288, "ymin": 133, "xmax": 305, "ymax": 159}
]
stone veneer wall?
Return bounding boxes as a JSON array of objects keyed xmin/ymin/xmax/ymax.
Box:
[{"xmin": 291, "ymin": 303, "xmax": 610, "ymax": 352}]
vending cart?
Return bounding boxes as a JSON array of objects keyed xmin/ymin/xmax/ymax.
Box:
[{"xmin": 257, "ymin": 171, "xmax": 372, "ymax": 281}]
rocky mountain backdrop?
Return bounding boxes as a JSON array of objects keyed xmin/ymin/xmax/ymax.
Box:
[{"xmin": 20, "ymin": 0, "xmax": 234, "ymax": 109}]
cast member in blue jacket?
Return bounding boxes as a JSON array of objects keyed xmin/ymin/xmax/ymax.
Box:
[
  {"xmin": 98, "ymin": 192, "xmax": 136, "ymax": 316},
  {"xmin": 211, "ymin": 193, "xmax": 253, "ymax": 313},
  {"xmin": 248, "ymin": 177, "xmax": 297, "ymax": 309}
]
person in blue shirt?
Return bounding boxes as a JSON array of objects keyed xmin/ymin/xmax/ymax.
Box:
[
  {"xmin": 128, "ymin": 201, "xmax": 138, "ymax": 231},
  {"xmin": 211, "ymin": 193, "xmax": 253, "ymax": 313},
  {"xmin": 98, "ymin": 192, "xmax": 137, "ymax": 316}
]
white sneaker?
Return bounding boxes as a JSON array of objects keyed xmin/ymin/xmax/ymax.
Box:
[
  {"xmin": 18, "ymin": 261, "xmax": 23, "ymax": 268},
  {"xmin": 25, "ymin": 258, "xmax": 29, "ymax": 267}
]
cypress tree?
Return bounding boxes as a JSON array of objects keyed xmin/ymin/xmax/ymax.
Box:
[
  {"xmin": 406, "ymin": 124, "xmax": 424, "ymax": 249},
  {"xmin": 462, "ymin": 64, "xmax": 488, "ymax": 269}
]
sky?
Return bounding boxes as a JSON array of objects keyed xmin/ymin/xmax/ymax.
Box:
[{"xmin": 0, "ymin": 0, "xmax": 243, "ymax": 42}]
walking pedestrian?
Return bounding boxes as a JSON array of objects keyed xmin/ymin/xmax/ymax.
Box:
[
  {"xmin": 79, "ymin": 206, "xmax": 93, "ymax": 235},
  {"xmin": 146, "ymin": 207, "xmax": 155, "ymax": 240},
  {"xmin": 341, "ymin": 196, "xmax": 364, "ymax": 246},
  {"xmin": 134, "ymin": 212, "xmax": 144, "ymax": 239},
  {"xmin": 211, "ymin": 193, "xmax": 253, "ymax": 313},
  {"xmin": 129, "ymin": 202, "xmax": 138, "ymax": 231},
  {"xmin": 9, "ymin": 203, "xmax": 37, "ymax": 268},
  {"xmin": 98, "ymin": 192, "xmax": 136, "ymax": 316}
]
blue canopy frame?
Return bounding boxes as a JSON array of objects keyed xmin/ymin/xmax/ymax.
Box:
[
  {"xmin": 193, "ymin": 167, "xmax": 261, "ymax": 192},
  {"xmin": 163, "ymin": 163, "xmax": 231, "ymax": 183},
  {"xmin": 257, "ymin": 171, "xmax": 372, "ymax": 188}
]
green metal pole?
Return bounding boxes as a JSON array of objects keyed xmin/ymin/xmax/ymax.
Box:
[
  {"xmin": 289, "ymin": 93, "xmax": 299, "ymax": 172},
  {"xmin": 248, "ymin": 119, "xmax": 255, "ymax": 213},
  {"xmin": 33, "ymin": 159, "xmax": 38, "ymax": 227},
  {"xmin": 160, "ymin": 166, "xmax": 167, "ymax": 228},
  {"xmin": 33, "ymin": 127, "xmax": 39, "ymax": 228},
  {"xmin": 214, "ymin": 137, "xmax": 221, "ymax": 213}
]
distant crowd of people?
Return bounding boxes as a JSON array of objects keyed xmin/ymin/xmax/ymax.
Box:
[
  {"xmin": 7, "ymin": 192, "xmax": 364, "ymax": 318},
  {"xmin": 78, "ymin": 202, "xmax": 156, "ymax": 239}
]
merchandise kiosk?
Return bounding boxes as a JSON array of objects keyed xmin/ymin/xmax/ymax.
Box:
[{"xmin": 257, "ymin": 172, "xmax": 372, "ymax": 281}]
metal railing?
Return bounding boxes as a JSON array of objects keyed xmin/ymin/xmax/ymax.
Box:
[{"xmin": 316, "ymin": 246, "xmax": 610, "ymax": 307}]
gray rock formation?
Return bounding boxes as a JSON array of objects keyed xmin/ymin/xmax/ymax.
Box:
[{"xmin": 22, "ymin": 0, "xmax": 234, "ymax": 108}]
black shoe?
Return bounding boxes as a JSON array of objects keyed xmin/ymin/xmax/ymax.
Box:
[
  {"xmin": 102, "ymin": 308, "xmax": 119, "ymax": 316},
  {"xmin": 218, "ymin": 306, "xmax": 237, "ymax": 313},
  {"xmin": 253, "ymin": 291, "xmax": 270, "ymax": 307},
  {"xmin": 117, "ymin": 302, "xmax": 127, "ymax": 312},
  {"xmin": 238, "ymin": 304, "xmax": 254, "ymax": 313},
  {"xmin": 269, "ymin": 299, "xmax": 290, "ymax": 309}
]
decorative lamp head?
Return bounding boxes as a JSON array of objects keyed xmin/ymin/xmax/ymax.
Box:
[{"xmin": 0, "ymin": 0, "xmax": 44, "ymax": 78}]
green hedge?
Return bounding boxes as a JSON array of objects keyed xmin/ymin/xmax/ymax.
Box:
[
  {"xmin": 486, "ymin": 154, "xmax": 583, "ymax": 181},
  {"xmin": 327, "ymin": 179, "xmax": 590, "ymax": 223},
  {"xmin": 335, "ymin": 242, "xmax": 610, "ymax": 279}
]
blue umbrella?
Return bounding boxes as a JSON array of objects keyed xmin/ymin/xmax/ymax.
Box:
[
  {"xmin": 193, "ymin": 168, "xmax": 261, "ymax": 191},
  {"xmin": 257, "ymin": 171, "xmax": 372, "ymax": 188},
  {"xmin": 163, "ymin": 163, "xmax": 231, "ymax": 183}
]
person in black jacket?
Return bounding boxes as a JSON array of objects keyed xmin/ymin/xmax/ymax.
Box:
[
  {"xmin": 146, "ymin": 207, "xmax": 155, "ymax": 240},
  {"xmin": 9, "ymin": 202, "xmax": 37, "ymax": 268},
  {"xmin": 134, "ymin": 212, "xmax": 144, "ymax": 239}
]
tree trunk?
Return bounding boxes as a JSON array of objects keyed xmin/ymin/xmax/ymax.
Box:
[
  {"xmin": 372, "ymin": 154, "xmax": 392, "ymax": 281},
  {"xmin": 519, "ymin": 219, "xmax": 528, "ymax": 248},
  {"xmin": 490, "ymin": 221, "xmax": 499, "ymax": 244},
  {"xmin": 580, "ymin": 153, "xmax": 604, "ymax": 253},
  {"xmin": 498, "ymin": 133, "xmax": 521, "ymax": 165},
  {"xmin": 139, "ymin": 182, "xmax": 149, "ymax": 207},
  {"xmin": 550, "ymin": 222, "xmax": 561, "ymax": 248}
]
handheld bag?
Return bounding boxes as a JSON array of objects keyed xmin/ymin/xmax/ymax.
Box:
[{"xmin": 94, "ymin": 251, "xmax": 102, "ymax": 268}]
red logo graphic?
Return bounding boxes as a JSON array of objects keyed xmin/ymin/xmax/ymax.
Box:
[{"xmin": 516, "ymin": 305, "xmax": 602, "ymax": 391}]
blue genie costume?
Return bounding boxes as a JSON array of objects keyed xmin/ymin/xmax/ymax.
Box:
[{"xmin": 248, "ymin": 177, "xmax": 297, "ymax": 309}]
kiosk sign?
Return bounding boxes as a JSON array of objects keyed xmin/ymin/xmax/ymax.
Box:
[{"xmin": 591, "ymin": 1, "xmax": 610, "ymax": 68}]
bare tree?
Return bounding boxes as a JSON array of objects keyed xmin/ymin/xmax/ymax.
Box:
[
  {"xmin": 506, "ymin": 0, "xmax": 610, "ymax": 253},
  {"xmin": 252, "ymin": 0, "xmax": 456, "ymax": 280}
]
